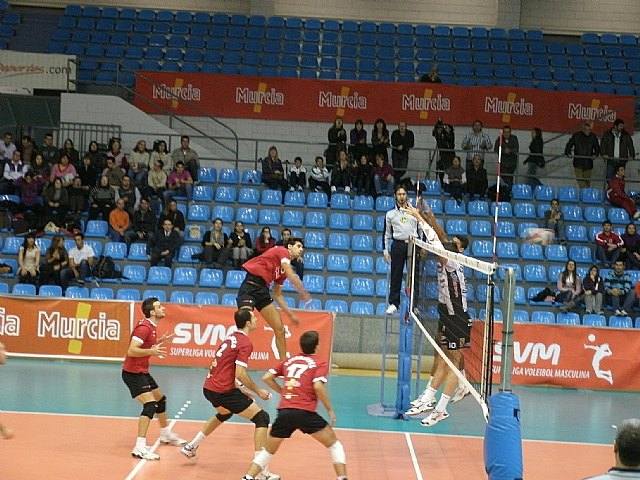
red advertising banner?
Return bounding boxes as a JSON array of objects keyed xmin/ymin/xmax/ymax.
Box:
[
  {"xmin": 0, "ymin": 295, "xmax": 131, "ymax": 359},
  {"xmin": 135, "ymin": 72, "xmax": 635, "ymax": 133},
  {"xmin": 145, "ymin": 304, "xmax": 334, "ymax": 370},
  {"xmin": 470, "ymin": 322, "xmax": 640, "ymax": 391}
]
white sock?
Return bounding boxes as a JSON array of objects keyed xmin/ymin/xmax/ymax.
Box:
[
  {"xmin": 421, "ymin": 386, "xmax": 437, "ymax": 403},
  {"xmin": 436, "ymin": 394, "xmax": 451, "ymax": 412},
  {"xmin": 160, "ymin": 426, "xmax": 171, "ymax": 437},
  {"xmin": 135, "ymin": 437, "xmax": 146, "ymax": 449},
  {"xmin": 190, "ymin": 431, "xmax": 207, "ymax": 448},
  {"xmin": 337, "ymin": 476, "xmax": 348, "ymax": 480}
]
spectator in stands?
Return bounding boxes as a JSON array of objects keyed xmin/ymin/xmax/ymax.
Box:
[
  {"xmin": 373, "ymin": 153, "xmax": 395, "ymax": 196},
  {"xmin": 349, "ymin": 119, "xmax": 368, "ymax": 164},
  {"xmin": 171, "ymin": 135, "xmax": 199, "ymax": 182},
  {"xmin": 41, "ymin": 133, "xmax": 59, "ymax": 166},
  {"xmin": 230, "ymin": 220, "xmax": 253, "ymax": 269},
  {"xmin": 255, "ymin": 226, "xmax": 276, "ymax": 256},
  {"xmin": 352, "ymin": 153, "xmax": 374, "ymax": 196},
  {"xmin": 586, "ymin": 418, "xmax": 640, "ymax": 480},
  {"xmin": 125, "ymin": 197, "xmax": 156, "ymax": 248},
  {"xmin": 108, "ymin": 198, "xmax": 130, "ymax": 242},
  {"xmin": 105, "ymin": 138, "xmax": 128, "ymax": 172},
  {"xmin": 564, "ymin": 122, "xmax": 600, "ymax": 189},
  {"xmin": 466, "ymin": 153, "xmax": 488, "ymax": 198},
  {"xmin": 326, "ymin": 117, "xmax": 347, "ymax": 170},
  {"xmin": 442, "ymin": 155, "xmax": 466, "ymax": 203},
  {"xmin": 40, "ymin": 235, "xmax": 68, "ymax": 287},
  {"xmin": 391, "ymin": 121, "xmax": 414, "ymax": 183},
  {"xmin": 31, "ymin": 153, "xmax": 50, "ymax": 180},
  {"xmin": 17, "ymin": 234, "xmax": 40, "ymax": 286},
  {"xmin": 116, "ymin": 175, "xmax": 141, "ymax": 218},
  {"xmin": 309, "ymin": 155, "xmax": 331, "ymax": 197},
  {"xmin": 151, "ymin": 140, "xmax": 172, "ymax": 173},
  {"xmin": 596, "ymin": 220, "xmax": 624, "ymax": 267},
  {"xmin": 85, "ymin": 140, "xmax": 104, "ymax": 170},
  {"xmin": 129, "ymin": 139, "xmax": 150, "ymax": 187},
  {"xmin": 543, "ymin": 199, "xmax": 567, "ymax": 244},
  {"xmin": 201, "ymin": 218, "xmax": 230, "ymax": 268},
  {"xmin": 13, "ymin": 170, "xmax": 46, "ymax": 227},
  {"xmin": 261, "ymin": 146, "xmax": 288, "ymax": 195},
  {"xmin": 102, "ymin": 157, "xmax": 125, "ymax": 188},
  {"xmin": 88, "ymin": 175, "xmax": 115, "ymax": 221},
  {"xmin": 149, "ymin": 218, "xmax": 180, "ymax": 268},
  {"xmin": 331, "ymin": 150, "xmax": 353, "ymax": 194},
  {"xmin": 277, "ymin": 228, "xmax": 304, "ymax": 279},
  {"xmin": 556, "ymin": 260, "xmax": 582, "ymax": 312},
  {"xmin": 49, "ymin": 153, "xmax": 77, "ymax": 187},
  {"xmin": 461, "ymin": 120, "xmax": 492, "ymax": 170},
  {"xmin": 607, "ymin": 165, "xmax": 640, "ymax": 220},
  {"xmin": 621, "ymin": 223, "xmax": 640, "ymax": 271},
  {"xmin": 601, "ymin": 118, "xmax": 635, "ymax": 181},
  {"xmin": 433, "ymin": 118, "xmax": 455, "ymax": 183},
  {"xmin": 144, "ymin": 159, "xmax": 168, "ymax": 210},
  {"xmin": 59, "ymin": 138, "xmax": 80, "ymax": 168},
  {"xmin": 61, "ymin": 232, "xmax": 95, "ymax": 288},
  {"xmin": 67, "ymin": 176, "xmax": 88, "ymax": 219},
  {"xmin": 18, "ymin": 135, "xmax": 36, "ymax": 166},
  {"xmin": 158, "ymin": 200, "xmax": 185, "ymax": 244},
  {"xmin": 420, "ymin": 65, "xmax": 441, "ymax": 83},
  {"xmin": 78, "ymin": 153, "xmax": 98, "ymax": 189},
  {"xmin": 523, "ymin": 127, "xmax": 545, "ymax": 188},
  {"xmin": 371, "ymin": 118, "xmax": 390, "ymax": 163},
  {"xmin": 43, "ymin": 177, "xmax": 69, "ymax": 227},
  {"xmin": 288, "ymin": 156, "xmax": 306, "ymax": 192},
  {"xmin": 605, "ymin": 259, "xmax": 635, "ymax": 316},
  {"xmin": 1, "ymin": 150, "xmax": 28, "ymax": 194},
  {"xmin": 164, "ymin": 160, "xmax": 193, "ymax": 204},
  {"xmin": 583, "ymin": 265, "xmax": 605, "ymax": 314},
  {"xmin": 493, "ymin": 125, "xmax": 519, "ymax": 187}
]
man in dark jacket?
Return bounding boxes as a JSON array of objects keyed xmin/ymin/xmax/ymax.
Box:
[
  {"xmin": 149, "ymin": 218, "xmax": 180, "ymax": 268},
  {"xmin": 564, "ymin": 123, "xmax": 601, "ymax": 188},
  {"xmin": 601, "ymin": 118, "xmax": 636, "ymax": 181},
  {"xmin": 125, "ymin": 198, "xmax": 157, "ymax": 247},
  {"xmin": 390, "ymin": 121, "xmax": 415, "ymax": 183}
]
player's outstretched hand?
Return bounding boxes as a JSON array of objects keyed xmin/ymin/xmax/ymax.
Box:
[
  {"xmin": 257, "ymin": 389, "xmax": 272, "ymax": 401},
  {"xmin": 156, "ymin": 332, "xmax": 175, "ymax": 345},
  {"xmin": 149, "ymin": 344, "xmax": 166, "ymax": 357}
]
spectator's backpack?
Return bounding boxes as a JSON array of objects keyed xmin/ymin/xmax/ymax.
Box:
[{"xmin": 93, "ymin": 256, "xmax": 118, "ymax": 279}]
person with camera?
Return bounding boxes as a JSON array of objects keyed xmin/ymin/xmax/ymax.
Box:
[
  {"xmin": 543, "ymin": 198, "xmax": 567, "ymax": 244},
  {"xmin": 433, "ymin": 118, "xmax": 455, "ymax": 183}
]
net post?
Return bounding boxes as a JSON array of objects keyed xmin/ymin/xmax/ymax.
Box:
[{"xmin": 500, "ymin": 267, "xmax": 516, "ymax": 391}]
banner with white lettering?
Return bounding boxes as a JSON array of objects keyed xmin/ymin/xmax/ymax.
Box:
[
  {"xmin": 0, "ymin": 296, "xmax": 129, "ymax": 359},
  {"xmin": 134, "ymin": 72, "xmax": 635, "ymax": 133},
  {"xmin": 468, "ymin": 322, "xmax": 640, "ymax": 391},
  {"xmin": 0, "ymin": 50, "xmax": 76, "ymax": 91}
]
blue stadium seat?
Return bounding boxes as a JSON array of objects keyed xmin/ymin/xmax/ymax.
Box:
[
  {"xmin": 497, "ymin": 241, "xmax": 518, "ymax": 259},
  {"xmin": 147, "ymin": 266, "xmax": 172, "ymax": 285},
  {"xmin": 446, "ymin": 219, "xmax": 468, "ymax": 236},
  {"xmin": 65, "ymin": 286, "xmax": 89, "ymax": 299},
  {"xmin": 579, "ymin": 187, "xmax": 601, "ymax": 204},
  {"xmin": 187, "ymin": 204, "xmax": 210, "ymax": 222},
  {"xmin": 284, "ymin": 191, "xmax": 305, "ymax": 207},
  {"xmin": 521, "ymin": 243, "xmax": 544, "ymax": 260},
  {"xmin": 583, "ymin": 314, "xmax": 607, "ymax": 327},
  {"xmin": 351, "ymin": 277, "xmax": 375, "ymax": 297},
  {"xmin": 128, "ymin": 243, "xmax": 148, "ymax": 261},
  {"xmin": 304, "ymin": 252, "xmax": 324, "ymax": 271},
  {"xmin": 12, "ymin": 283, "xmax": 36, "ymax": 295},
  {"xmin": 511, "ymin": 184, "xmax": 532, "ymax": 200},
  {"xmin": 566, "ymin": 225, "xmax": 588, "ymax": 243},
  {"xmin": 142, "ymin": 289, "xmax": 167, "ymax": 302},
  {"xmin": 327, "ymin": 254, "xmax": 349, "ymax": 272},
  {"xmin": 173, "ymin": 267, "xmax": 197, "ymax": 286},
  {"xmin": 304, "ymin": 231, "xmax": 326, "ymax": 249},
  {"xmin": 211, "ymin": 205, "xmax": 234, "ymax": 223},
  {"xmin": 569, "ymin": 246, "xmax": 593, "ymax": 263},
  {"xmin": 534, "ymin": 185, "xmax": 555, "ymax": 201},
  {"xmin": 259, "ymin": 209, "xmax": 280, "ymax": 226},
  {"xmin": 514, "ymin": 310, "xmax": 529, "ymax": 323},
  {"xmin": 328, "ymin": 233, "xmax": 350, "ymax": 251},
  {"xmin": 215, "ymin": 186, "xmax": 237, "ymax": 203},
  {"xmin": 303, "ymin": 274, "xmax": 325, "ymax": 294},
  {"xmin": 352, "ymin": 255, "xmax": 374, "ymax": 274},
  {"xmin": 225, "ymin": 270, "xmax": 247, "ymax": 289},
  {"xmin": 218, "ymin": 168, "xmax": 239, "ymax": 184},
  {"xmin": 532, "ymin": 311, "xmax": 555, "ymax": 324},
  {"xmin": 557, "ymin": 186, "xmax": 579, "ymax": 203},
  {"xmin": 609, "ymin": 207, "xmax": 629, "ymax": 225},
  {"xmin": 192, "ymin": 185, "xmax": 214, "ymax": 203},
  {"xmin": 241, "ymin": 170, "xmax": 262, "ymax": 185},
  {"xmin": 444, "ymin": 199, "xmax": 466, "ymax": 216},
  {"xmin": 584, "ymin": 206, "xmax": 606, "ymax": 223},
  {"xmin": 307, "ymin": 192, "xmax": 328, "ymax": 208},
  {"xmin": 299, "ymin": 298, "xmax": 322, "ymax": 310},
  {"xmin": 195, "ymin": 292, "xmax": 219, "ymax": 305},
  {"xmin": 422, "ymin": 180, "xmax": 441, "ymax": 196},
  {"xmin": 468, "ymin": 200, "xmax": 489, "ymax": 217},
  {"xmin": 376, "ymin": 216, "xmax": 385, "ymax": 232},
  {"xmin": 491, "ymin": 202, "xmax": 513, "ymax": 217},
  {"xmin": 352, "ymin": 214, "xmax": 374, "ymax": 231},
  {"xmin": 121, "ymin": 265, "xmax": 146, "ymax": 284},
  {"xmin": 353, "ymin": 195, "xmax": 374, "ymax": 211},
  {"xmin": 513, "ymin": 286, "xmax": 527, "ymax": 305},
  {"xmin": 260, "ymin": 189, "xmax": 282, "ymax": 206},
  {"xmin": 170, "ymin": 291, "xmax": 194, "ymax": 304},
  {"xmin": 562, "ymin": 205, "xmax": 583, "ymax": 222},
  {"xmin": 220, "ymin": 293, "xmax": 236, "ymax": 306},
  {"xmin": 90, "ymin": 287, "xmax": 114, "ymax": 300},
  {"xmin": 330, "ymin": 193, "xmax": 351, "ymax": 210},
  {"xmin": 524, "ymin": 264, "xmax": 547, "ymax": 283},
  {"xmin": 238, "ymin": 187, "xmax": 260, "ymax": 205},
  {"xmin": 470, "ymin": 220, "xmax": 491, "ymax": 237},
  {"xmin": 351, "ymin": 234, "xmax": 374, "ymax": 252},
  {"xmin": 496, "ymin": 221, "xmax": 516, "ymax": 238},
  {"xmin": 513, "ymin": 202, "xmax": 537, "ymax": 219},
  {"xmin": 236, "ymin": 207, "xmax": 258, "ymax": 224},
  {"xmin": 610, "ymin": 316, "xmax": 633, "ymax": 329},
  {"xmin": 178, "ymin": 245, "xmax": 202, "ymax": 264},
  {"xmin": 546, "ymin": 245, "xmax": 568, "ymax": 262},
  {"xmin": 557, "ymin": 312, "xmax": 581, "ymax": 325},
  {"xmin": 497, "ymin": 263, "xmax": 523, "ymax": 281},
  {"xmin": 350, "ymin": 301, "xmax": 374, "ymax": 315},
  {"xmin": 39, "ymin": 285, "xmax": 62, "ymax": 297},
  {"xmin": 325, "ymin": 299, "xmax": 348, "ymax": 313},
  {"xmin": 326, "ymin": 276, "xmax": 349, "ymax": 295},
  {"xmin": 477, "ymin": 284, "xmax": 501, "ymax": 302},
  {"xmin": 329, "ymin": 213, "xmax": 350, "ymax": 230},
  {"xmin": 85, "ymin": 220, "xmax": 108, "ymax": 237},
  {"xmin": 472, "ymin": 240, "xmax": 493, "ymax": 258},
  {"xmin": 198, "ymin": 167, "xmax": 217, "ymax": 184},
  {"xmin": 283, "ymin": 210, "xmax": 304, "ymax": 227},
  {"xmin": 199, "ymin": 268, "xmax": 224, "ymax": 288},
  {"xmin": 375, "ymin": 278, "xmax": 389, "ymax": 298},
  {"xmin": 548, "ymin": 265, "xmax": 564, "ymax": 282},
  {"xmin": 423, "ymin": 198, "xmax": 443, "ymax": 214},
  {"xmin": 375, "ymin": 195, "xmax": 394, "ymax": 211}
]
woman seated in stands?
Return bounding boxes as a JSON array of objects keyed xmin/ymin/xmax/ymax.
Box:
[
  {"xmin": 150, "ymin": 140, "xmax": 173, "ymax": 173},
  {"xmin": 582, "ymin": 265, "xmax": 604, "ymax": 314},
  {"xmin": 88, "ymin": 175, "xmax": 115, "ymax": 220},
  {"xmin": 349, "ymin": 119, "xmax": 368, "ymax": 164},
  {"xmin": 466, "ymin": 153, "xmax": 488, "ymax": 198},
  {"xmin": 17, "ymin": 234, "xmax": 40, "ymax": 286},
  {"xmin": 261, "ymin": 146, "xmax": 289, "ymax": 194},
  {"xmin": 31, "ymin": 153, "xmax": 50, "ymax": 180},
  {"xmin": 40, "ymin": 235, "xmax": 69, "ymax": 287},
  {"xmin": 352, "ymin": 153, "xmax": 374, "ymax": 196},
  {"xmin": 59, "ymin": 138, "xmax": 80, "ymax": 168},
  {"xmin": 129, "ymin": 139, "xmax": 150, "ymax": 187},
  {"xmin": 255, "ymin": 226, "xmax": 276, "ymax": 256},
  {"xmin": 557, "ymin": 260, "xmax": 583, "ymax": 312},
  {"xmin": 105, "ymin": 139, "xmax": 128, "ymax": 172},
  {"xmin": 372, "ymin": 153, "xmax": 394, "ymax": 196},
  {"xmin": 442, "ymin": 155, "xmax": 466, "ymax": 202},
  {"xmin": 85, "ymin": 140, "xmax": 105, "ymax": 170},
  {"xmin": 370, "ymin": 118, "xmax": 390, "ymax": 162},
  {"xmin": 43, "ymin": 178, "xmax": 69, "ymax": 227},
  {"xmin": 621, "ymin": 222, "xmax": 640, "ymax": 270},
  {"xmin": 49, "ymin": 153, "xmax": 77, "ymax": 188},
  {"xmin": 201, "ymin": 217, "xmax": 230, "ymax": 268},
  {"xmin": 331, "ymin": 150, "xmax": 352, "ymax": 194},
  {"xmin": 229, "ymin": 220, "xmax": 252, "ymax": 269}
]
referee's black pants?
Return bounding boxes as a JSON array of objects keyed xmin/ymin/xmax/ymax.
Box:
[{"xmin": 389, "ymin": 240, "xmax": 408, "ymax": 308}]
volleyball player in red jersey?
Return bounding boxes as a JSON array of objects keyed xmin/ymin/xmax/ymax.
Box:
[
  {"xmin": 242, "ymin": 331, "xmax": 348, "ymax": 480},
  {"xmin": 121, "ymin": 297, "xmax": 185, "ymax": 460},
  {"xmin": 180, "ymin": 308, "xmax": 280, "ymax": 480},
  {"xmin": 236, "ymin": 236, "xmax": 311, "ymax": 360}
]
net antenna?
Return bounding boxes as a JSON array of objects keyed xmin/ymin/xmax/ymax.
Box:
[{"xmin": 408, "ymin": 236, "xmax": 498, "ymax": 421}]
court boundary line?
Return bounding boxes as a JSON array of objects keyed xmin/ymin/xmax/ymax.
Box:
[
  {"xmin": 404, "ymin": 432, "xmax": 424, "ymax": 480},
  {"xmin": 1, "ymin": 410, "xmax": 614, "ymax": 447},
  {"xmin": 123, "ymin": 419, "xmax": 176, "ymax": 480}
]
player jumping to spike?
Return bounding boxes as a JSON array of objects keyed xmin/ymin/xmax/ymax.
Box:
[{"xmin": 236, "ymin": 236, "xmax": 311, "ymax": 360}]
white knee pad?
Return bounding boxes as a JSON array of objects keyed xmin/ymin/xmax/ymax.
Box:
[
  {"xmin": 252, "ymin": 448, "xmax": 273, "ymax": 470},
  {"xmin": 329, "ymin": 441, "xmax": 346, "ymax": 465}
]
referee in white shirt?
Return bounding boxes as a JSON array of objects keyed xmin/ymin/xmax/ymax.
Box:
[{"xmin": 383, "ymin": 186, "xmax": 418, "ymax": 315}]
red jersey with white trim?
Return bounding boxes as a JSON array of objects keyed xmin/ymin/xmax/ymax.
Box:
[
  {"xmin": 122, "ymin": 318, "xmax": 156, "ymax": 374},
  {"xmin": 242, "ymin": 246, "xmax": 291, "ymax": 286},
  {"xmin": 203, "ymin": 330, "xmax": 253, "ymax": 393},
  {"xmin": 270, "ymin": 353, "xmax": 328, "ymax": 412}
]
